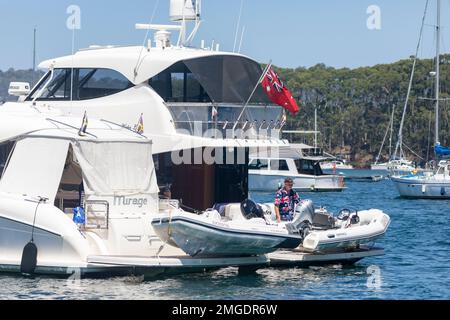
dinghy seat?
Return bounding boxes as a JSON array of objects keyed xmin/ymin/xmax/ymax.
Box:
[
  {"xmin": 224, "ymin": 204, "xmax": 246, "ymax": 221},
  {"xmin": 311, "ymin": 211, "xmax": 335, "ymax": 229}
]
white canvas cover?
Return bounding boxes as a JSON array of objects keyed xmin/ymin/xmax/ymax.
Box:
[
  {"xmin": 0, "ymin": 137, "xmax": 69, "ymax": 202},
  {"xmin": 72, "ymin": 140, "xmax": 158, "ymax": 196}
]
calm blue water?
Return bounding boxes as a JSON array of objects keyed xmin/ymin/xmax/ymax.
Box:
[{"xmin": 1, "ymin": 170, "xmax": 449, "ymax": 300}]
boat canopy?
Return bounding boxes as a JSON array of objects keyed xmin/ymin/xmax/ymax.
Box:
[
  {"xmin": 435, "ymin": 144, "xmax": 450, "ymax": 156},
  {"xmin": 0, "ymin": 136, "xmax": 157, "ymax": 203},
  {"xmin": 150, "ymin": 55, "xmax": 272, "ymax": 104}
]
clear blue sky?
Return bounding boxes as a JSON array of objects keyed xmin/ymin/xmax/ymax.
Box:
[{"xmin": 0, "ymin": 0, "xmax": 448, "ymax": 71}]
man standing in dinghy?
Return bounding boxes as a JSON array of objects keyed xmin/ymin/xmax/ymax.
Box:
[{"xmin": 274, "ymin": 178, "xmax": 300, "ymax": 223}]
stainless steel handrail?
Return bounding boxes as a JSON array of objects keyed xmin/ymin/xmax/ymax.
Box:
[{"xmin": 84, "ymin": 200, "xmax": 109, "ymax": 230}]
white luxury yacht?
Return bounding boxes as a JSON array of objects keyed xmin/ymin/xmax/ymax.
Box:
[
  {"xmin": 0, "ymin": 107, "xmax": 270, "ymax": 276},
  {"xmin": 2, "ymin": 0, "xmax": 386, "ymax": 273},
  {"xmin": 249, "ymin": 144, "xmax": 346, "ymax": 192}
]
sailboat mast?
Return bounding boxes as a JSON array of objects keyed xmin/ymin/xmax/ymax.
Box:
[
  {"xmin": 314, "ymin": 106, "xmax": 318, "ymax": 149},
  {"xmin": 435, "ymin": 0, "xmax": 441, "ymax": 145},
  {"xmin": 389, "ymin": 105, "xmax": 395, "ymax": 158}
]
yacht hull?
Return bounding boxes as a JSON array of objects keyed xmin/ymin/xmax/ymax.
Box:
[
  {"xmin": 371, "ymin": 164, "xmax": 388, "ymax": 171},
  {"xmin": 0, "ymin": 198, "xmax": 271, "ymax": 278},
  {"xmin": 0, "ymin": 256, "xmax": 270, "ymax": 278},
  {"xmin": 391, "ymin": 177, "xmax": 450, "ymax": 199},
  {"xmin": 249, "ymin": 174, "xmax": 345, "ymax": 192}
]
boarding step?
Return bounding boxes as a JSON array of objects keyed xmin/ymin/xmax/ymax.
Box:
[{"xmin": 268, "ymin": 247, "xmax": 385, "ymax": 267}]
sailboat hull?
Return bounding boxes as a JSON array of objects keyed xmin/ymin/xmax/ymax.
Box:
[{"xmin": 391, "ymin": 176, "xmax": 450, "ymax": 199}]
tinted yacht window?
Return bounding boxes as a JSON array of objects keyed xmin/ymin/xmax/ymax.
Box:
[
  {"xmin": 78, "ymin": 69, "xmax": 133, "ymax": 100},
  {"xmin": 27, "ymin": 68, "xmax": 133, "ymax": 101},
  {"xmin": 0, "ymin": 141, "xmax": 15, "ymax": 178},
  {"xmin": 270, "ymin": 160, "xmax": 289, "ymax": 171},
  {"xmin": 249, "ymin": 159, "xmax": 269, "ymax": 170},
  {"xmin": 149, "ymin": 62, "xmax": 211, "ymax": 103},
  {"xmin": 28, "ymin": 69, "xmax": 73, "ymax": 100}
]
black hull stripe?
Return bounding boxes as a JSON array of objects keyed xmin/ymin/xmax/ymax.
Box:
[{"xmin": 0, "ymin": 215, "xmax": 61, "ymax": 237}]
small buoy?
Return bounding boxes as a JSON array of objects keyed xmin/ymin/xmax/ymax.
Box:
[{"xmin": 20, "ymin": 241, "xmax": 38, "ymax": 275}]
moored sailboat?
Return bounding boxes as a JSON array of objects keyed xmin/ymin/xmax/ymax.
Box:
[{"xmin": 392, "ymin": 0, "xmax": 450, "ymax": 199}]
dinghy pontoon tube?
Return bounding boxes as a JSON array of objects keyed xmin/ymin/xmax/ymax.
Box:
[
  {"xmin": 284, "ymin": 200, "xmax": 390, "ymax": 252},
  {"xmin": 152, "ymin": 201, "xmax": 303, "ymax": 257}
]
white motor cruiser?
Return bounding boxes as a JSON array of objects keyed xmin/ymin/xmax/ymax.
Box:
[
  {"xmin": 0, "ymin": 108, "xmax": 268, "ymax": 276},
  {"xmin": 152, "ymin": 199, "xmax": 390, "ymax": 257},
  {"xmin": 249, "ymin": 144, "xmax": 346, "ymax": 192}
]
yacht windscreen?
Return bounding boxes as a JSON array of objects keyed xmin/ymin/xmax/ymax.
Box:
[
  {"xmin": 0, "ymin": 141, "xmax": 15, "ymax": 178},
  {"xmin": 150, "ymin": 56, "xmax": 272, "ymax": 104}
]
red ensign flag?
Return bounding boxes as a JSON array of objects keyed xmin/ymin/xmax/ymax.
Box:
[{"xmin": 261, "ymin": 67, "xmax": 300, "ymax": 115}]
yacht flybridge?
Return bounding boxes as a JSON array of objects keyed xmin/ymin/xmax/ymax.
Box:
[
  {"xmin": 2, "ymin": 0, "xmax": 388, "ymax": 274},
  {"xmin": 6, "ymin": 20, "xmax": 287, "ymax": 212}
]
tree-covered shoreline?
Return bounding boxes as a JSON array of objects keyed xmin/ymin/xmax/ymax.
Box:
[{"xmin": 277, "ymin": 54, "xmax": 450, "ymax": 167}]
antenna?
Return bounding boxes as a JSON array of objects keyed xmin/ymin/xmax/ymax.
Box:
[
  {"xmin": 32, "ymin": 27, "xmax": 37, "ymax": 71},
  {"xmin": 233, "ymin": 0, "xmax": 244, "ymax": 52},
  {"xmin": 238, "ymin": 25, "xmax": 246, "ymax": 53}
]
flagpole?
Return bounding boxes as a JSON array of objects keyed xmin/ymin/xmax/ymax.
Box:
[{"xmin": 233, "ymin": 60, "xmax": 272, "ymax": 132}]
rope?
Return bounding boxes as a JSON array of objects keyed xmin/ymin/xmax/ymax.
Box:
[
  {"xmin": 403, "ymin": 142, "xmax": 425, "ymax": 161},
  {"xmin": 30, "ymin": 197, "xmax": 47, "ymax": 242},
  {"xmin": 133, "ymin": 0, "xmax": 161, "ymax": 80},
  {"xmin": 394, "ymin": 0, "xmax": 429, "ymax": 159}
]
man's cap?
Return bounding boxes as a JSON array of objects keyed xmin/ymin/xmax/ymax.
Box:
[{"xmin": 284, "ymin": 178, "xmax": 294, "ymax": 183}]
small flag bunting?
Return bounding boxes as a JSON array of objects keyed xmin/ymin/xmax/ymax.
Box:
[
  {"xmin": 135, "ymin": 113, "xmax": 145, "ymax": 134},
  {"xmin": 78, "ymin": 111, "xmax": 88, "ymax": 136}
]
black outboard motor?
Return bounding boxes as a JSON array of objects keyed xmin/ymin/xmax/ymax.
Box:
[{"xmin": 240, "ymin": 199, "xmax": 264, "ymax": 220}]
